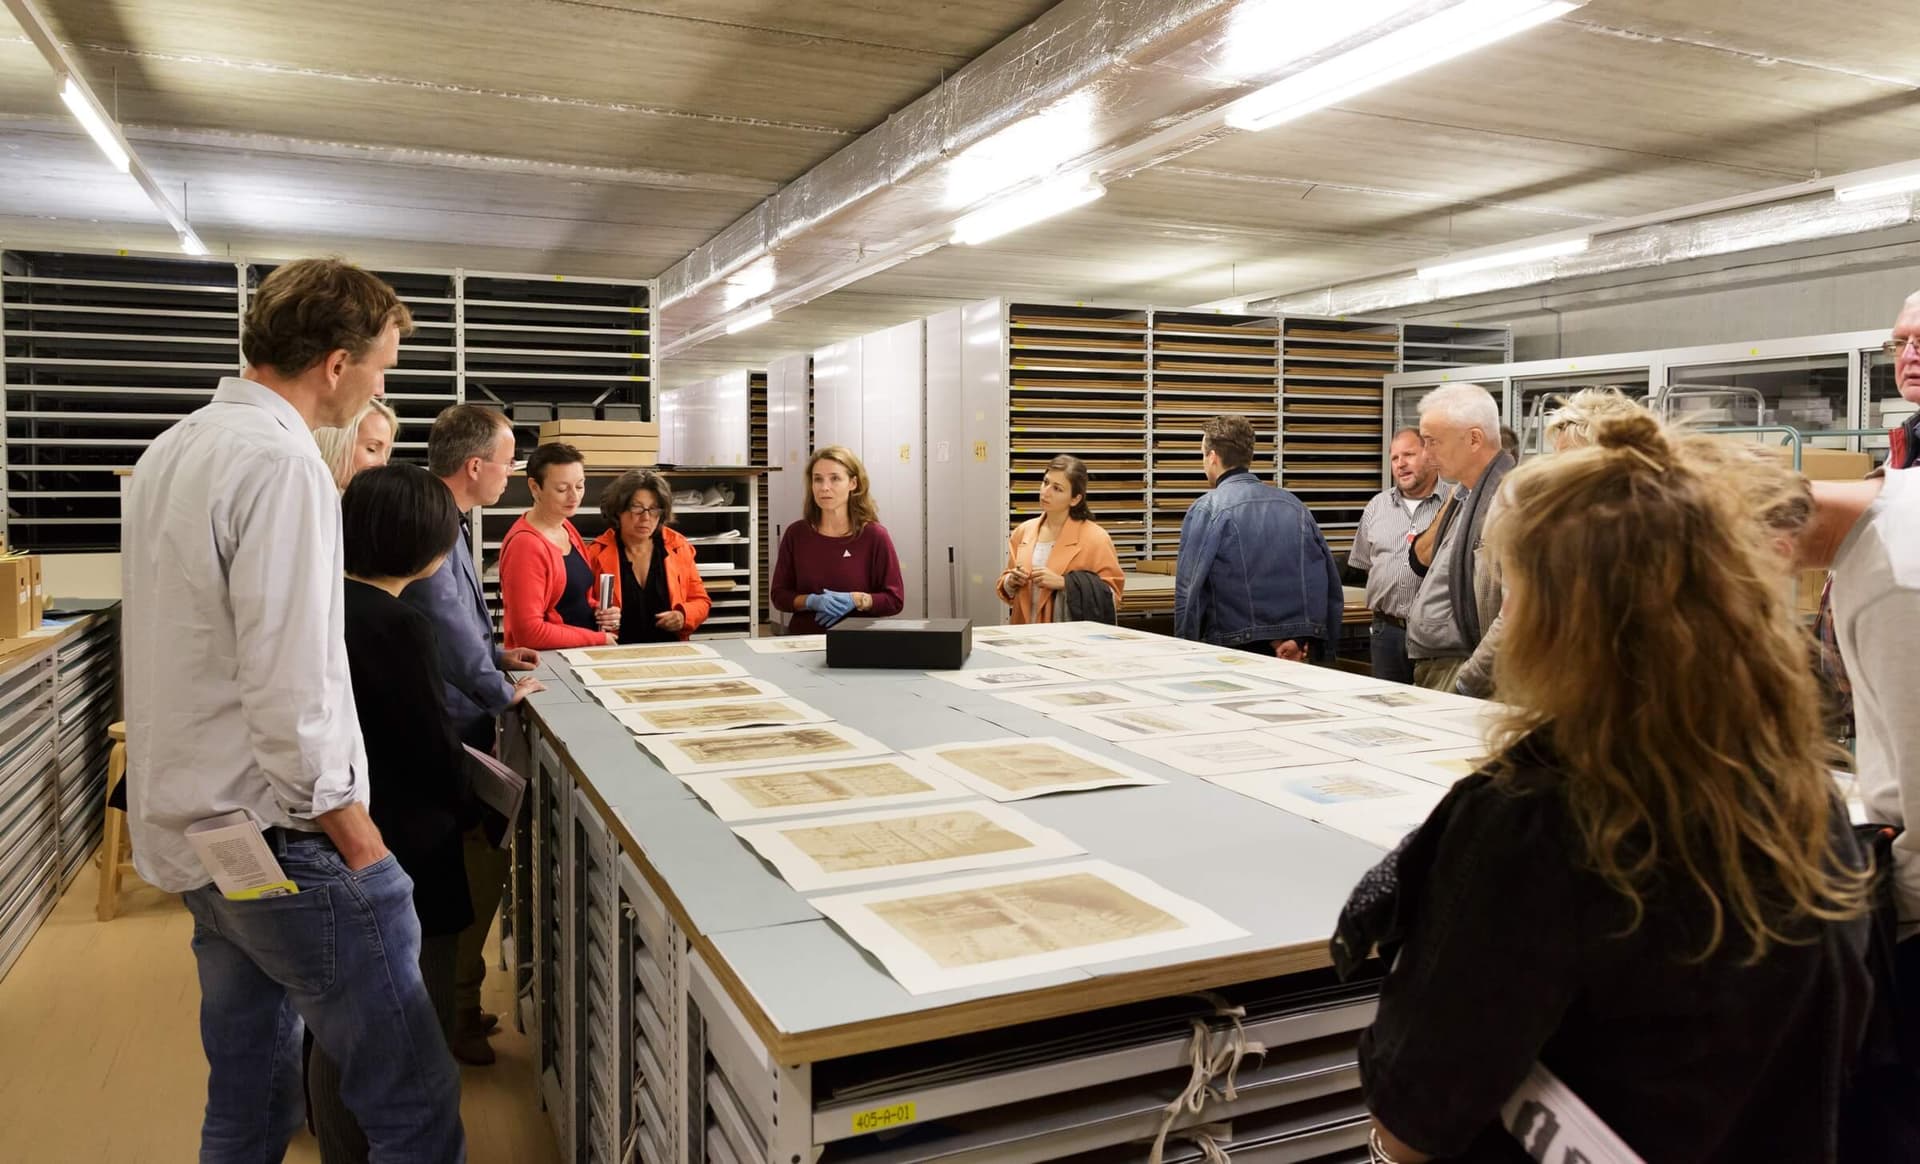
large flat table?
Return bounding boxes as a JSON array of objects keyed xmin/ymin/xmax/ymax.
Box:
[{"xmin": 512, "ymin": 632, "xmax": 1393, "ymax": 1164}]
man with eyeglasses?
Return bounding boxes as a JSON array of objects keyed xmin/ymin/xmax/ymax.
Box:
[
  {"xmin": 402, "ymin": 402, "xmax": 545, "ymax": 1064},
  {"xmin": 1884, "ymin": 293, "xmax": 1920, "ymax": 468}
]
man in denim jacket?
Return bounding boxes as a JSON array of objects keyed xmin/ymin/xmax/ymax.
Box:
[{"xmin": 1175, "ymin": 414, "xmax": 1345, "ymax": 660}]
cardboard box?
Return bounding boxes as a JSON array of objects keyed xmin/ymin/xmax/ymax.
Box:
[
  {"xmin": 538, "ymin": 419, "xmax": 659, "ymax": 439},
  {"xmin": 555, "ymin": 435, "xmax": 663, "ymax": 454},
  {"xmin": 1741, "ymin": 444, "xmax": 1874, "ymax": 616},
  {"xmin": 826, "ymin": 618, "xmax": 972, "ymax": 670},
  {"xmin": 0, "ymin": 559, "xmax": 35, "ymax": 639},
  {"xmin": 27, "ymin": 556, "xmax": 42, "ymax": 629}
]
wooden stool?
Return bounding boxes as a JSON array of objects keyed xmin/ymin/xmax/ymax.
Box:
[{"xmin": 96, "ymin": 722, "xmax": 136, "ymax": 921}]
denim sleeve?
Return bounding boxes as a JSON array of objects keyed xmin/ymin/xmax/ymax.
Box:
[{"xmin": 1174, "ymin": 498, "xmax": 1219, "ymax": 640}]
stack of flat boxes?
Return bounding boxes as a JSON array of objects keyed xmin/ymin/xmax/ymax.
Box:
[{"xmin": 536, "ymin": 420, "xmax": 662, "ymax": 471}]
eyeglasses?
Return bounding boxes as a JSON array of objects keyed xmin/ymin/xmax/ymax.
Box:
[
  {"xmin": 627, "ymin": 505, "xmax": 663, "ymax": 519},
  {"xmin": 1882, "ymin": 336, "xmax": 1920, "ymax": 358}
]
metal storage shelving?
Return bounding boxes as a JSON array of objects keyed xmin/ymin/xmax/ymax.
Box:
[
  {"xmin": 460, "ymin": 272, "xmax": 651, "ymax": 452},
  {"xmin": 749, "ymin": 370, "xmax": 770, "ymax": 627},
  {"xmin": 1006, "ymin": 304, "xmax": 1152, "ymax": 563},
  {"xmin": 1149, "ymin": 312, "xmax": 1279, "ymax": 559},
  {"xmin": 1279, "ymin": 319, "xmax": 1399, "ymax": 559},
  {"xmin": 0, "ymin": 603, "xmax": 118, "ymax": 984},
  {"xmin": 0, "ymin": 251, "xmax": 241, "ymax": 552},
  {"xmin": 52, "ymin": 610, "xmax": 118, "ymax": 890},
  {"xmin": 0, "ymin": 248, "xmax": 655, "ymax": 557}
]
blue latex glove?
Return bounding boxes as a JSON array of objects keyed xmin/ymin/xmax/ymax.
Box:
[{"xmin": 806, "ymin": 590, "xmax": 857, "ymax": 627}]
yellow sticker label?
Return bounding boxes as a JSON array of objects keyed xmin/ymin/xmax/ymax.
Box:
[
  {"xmin": 973, "ymin": 441, "xmax": 989, "ymax": 462},
  {"xmin": 899, "ymin": 443, "xmax": 911, "ymax": 463},
  {"xmin": 852, "ymin": 1102, "xmax": 916, "ymax": 1133}
]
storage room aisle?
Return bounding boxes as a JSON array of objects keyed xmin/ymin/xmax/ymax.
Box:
[{"xmin": 0, "ymin": 862, "xmax": 557, "ymax": 1162}]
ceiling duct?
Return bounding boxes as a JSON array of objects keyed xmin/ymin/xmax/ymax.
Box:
[
  {"xmin": 1252, "ymin": 175, "xmax": 1920, "ymax": 318},
  {"xmin": 656, "ymin": 0, "xmax": 1572, "ymax": 354}
]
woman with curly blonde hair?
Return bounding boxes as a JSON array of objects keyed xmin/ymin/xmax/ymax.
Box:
[{"xmin": 1340, "ymin": 411, "xmax": 1871, "ymax": 1163}]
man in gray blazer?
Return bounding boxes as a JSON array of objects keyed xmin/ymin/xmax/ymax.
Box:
[{"xmin": 402, "ymin": 403, "xmax": 543, "ymax": 1064}]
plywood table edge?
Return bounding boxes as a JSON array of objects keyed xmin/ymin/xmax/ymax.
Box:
[{"xmin": 526, "ymin": 700, "xmax": 1340, "ymax": 1065}]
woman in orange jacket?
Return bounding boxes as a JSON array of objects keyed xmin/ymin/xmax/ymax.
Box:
[
  {"xmin": 996, "ymin": 455, "xmax": 1125, "ymax": 624},
  {"xmin": 498, "ymin": 442, "xmax": 614, "ymax": 650},
  {"xmin": 584, "ymin": 469, "xmax": 712, "ymax": 643}
]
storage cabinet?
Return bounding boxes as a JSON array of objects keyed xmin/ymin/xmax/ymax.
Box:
[{"xmin": 0, "ymin": 602, "xmax": 119, "ymax": 984}]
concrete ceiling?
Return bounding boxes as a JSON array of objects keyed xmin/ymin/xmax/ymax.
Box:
[{"xmin": 2, "ymin": 0, "xmax": 1916, "ymax": 386}]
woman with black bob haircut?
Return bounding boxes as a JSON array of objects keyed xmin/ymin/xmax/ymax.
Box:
[{"xmin": 308, "ymin": 463, "xmax": 487, "ymax": 1157}]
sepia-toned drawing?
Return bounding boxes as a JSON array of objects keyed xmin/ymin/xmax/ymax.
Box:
[
  {"xmin": 1119, "ymin": 730, "xmax": 1343, "ymax": 777},
  {"xmin": 615, "ymin": 697, "xmax": 830, "ymax": 736},
  {"xmin": 571, "ymin": 659, "xmax": 747, "ymax": 686},
  {"xmin": 729, "ymin": 802, "xmax": 1084, "ymax": 891},
  {"xmin": 1051, "ymin": 702, "xmax": 1264, "ymax": 742},
  {"xmin": 1124, "ymin": 674, "xmax": 1292, "ymax": 703},
  {"xmin": 745, "ymin": 635, "xmax": 828, "ymax": 655},
  {"xmin": 925, "ymin": 666, "xmax": 1075, "ymax": 691},
  {"xmin": 640, "ymin": 722, "xmax": 892, "ymax": 775},
  {"xmin": 990, "ymin": 685, "xmax": 1160, "ymax": 715},
  {"xmin": 810, "ymin": 860, "xmax": 1248, "ymax": 993},
  {"xmin": 1265, "ymin": 716, "xmax": 1481, "ymax": 761},
  {"xmin": 586, "ymin": 676, "xmax": 784, "ymax": 711},
  {"xmin": 909, "ymin": 736, "xmax": 1166, "ymax": 801},
  {"xmin": 561, "ymin": 642, "xmax": 716, "ymax": 666},
  {"xmin": 677, "ymin": 757, "xmax": 976, "ymax": 821}
]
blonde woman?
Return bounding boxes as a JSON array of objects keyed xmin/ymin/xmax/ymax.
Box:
[
  {"xmin": 1340, "ymin": 412, "xmax": 1870, "ymax": 1163},
  {"xmin": 312, "ymin": 397, "xmax": 399, "ymax": 491},
  {"xmin": 769, "ymin": 446, "xmax": 904, "ymax": 633},
  {"xmin": 1542, "ymin": 386, "xmax": 1644, "ymax": 453}
]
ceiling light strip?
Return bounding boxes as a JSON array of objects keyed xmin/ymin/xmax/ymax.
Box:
[{"xmin": 4, "ymin": 0, "xmax": 212, "ymax": 257}]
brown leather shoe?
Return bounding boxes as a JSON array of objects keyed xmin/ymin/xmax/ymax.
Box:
[{"xmin": 476, "ymin": 1009, "xmax": 500, "ymax": 1034}]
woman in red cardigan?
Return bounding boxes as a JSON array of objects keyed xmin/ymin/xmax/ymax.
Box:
[
  {"xmin": 498, "ymin": 443, "xmax": 615, "ymax": 650},
  {"xmin": 583, "ymin": 469, "xmax": 711, "ymax": 643}
]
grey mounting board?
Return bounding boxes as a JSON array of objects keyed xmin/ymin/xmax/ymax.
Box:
[{"xmin": 516, "ymin": 627, "xmax": 1397, "ymax": 1164}]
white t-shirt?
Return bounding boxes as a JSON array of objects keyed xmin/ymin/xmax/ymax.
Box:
[
  {"xmin": 1029, "ymin": 540, "xmax": 1055, "ymax": 622},
  {"xmin": 1831, "ymin": 469, "xmax": 1920, "ymax": 932}
]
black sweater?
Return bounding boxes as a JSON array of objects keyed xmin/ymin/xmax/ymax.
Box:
[{"xmin": 343, "ymin": 580, "xmax": 476, "ymax": 937}]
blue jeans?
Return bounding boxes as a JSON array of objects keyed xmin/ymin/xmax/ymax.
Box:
[
  {"xmin": 1369, "ymin": 616, "xmax": 1414, "ymax": 685},
  {"xmin": 182, "ymin": 832, "xmax": 465, "ymax": 1164}
]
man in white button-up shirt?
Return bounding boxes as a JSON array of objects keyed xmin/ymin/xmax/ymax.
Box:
[{"xmin": 123, "ymin": 259, "xmax": 464, "ymax": 1162}]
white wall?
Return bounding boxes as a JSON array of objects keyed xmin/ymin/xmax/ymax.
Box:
[
  {"xmin": 657, "ymin": 371, "xmax": 751, "ymax": 466},
  {"xmin": 859, "ymin": 321, "xmax": 926, "ymax": 620}
]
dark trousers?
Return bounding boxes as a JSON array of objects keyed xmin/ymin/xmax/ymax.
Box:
[{"xmin": 1369, "ymin": 616, "xmax": 1414, "ymax": 685}]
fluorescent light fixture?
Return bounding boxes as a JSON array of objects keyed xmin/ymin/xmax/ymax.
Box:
[
  {"xmin": 724, "ymin": 307, "xmax": 774, "ymax": 335},
  {"xmin": 952, "ymin": 176, "xmax": 1106, "ymax": 246},
  {"xmin": 944, "ymin": 93, "xmax": 1096, "ymax": 208},
  {"xmin": 177, "ymin": 229, "xmax": 209, "ymax": 257},
  {"xmin": 721, "ymin": 256, "xmax": 776, "ymax": 309},
  {"xmin": 59, "ymin": 75, "xmax": 129, "ymax": 173},
  {"xmin": 1835, "ymin": 163, "xmax": 1920, "ymax": 204},
  {"xmin": 1417, "ymin": 235, "xmax": 1589, "ymax": 280},
  {"xmin": 1226, "ymin": 0, "xmax": 1579, "ymax": 132},
  {"xmin": 1213, "ymin": 0, "xmax": 1423, "ymax": 83}
]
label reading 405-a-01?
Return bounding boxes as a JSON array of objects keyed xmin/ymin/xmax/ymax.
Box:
[{"xmin": 851, "ymin": 1102, "xmax": 916, "ymax": 1134}]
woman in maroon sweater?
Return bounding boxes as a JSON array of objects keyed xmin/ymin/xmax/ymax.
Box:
[{"xmin": 770, "ymin": 445, "xmax": 905, "ymax": 633}]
